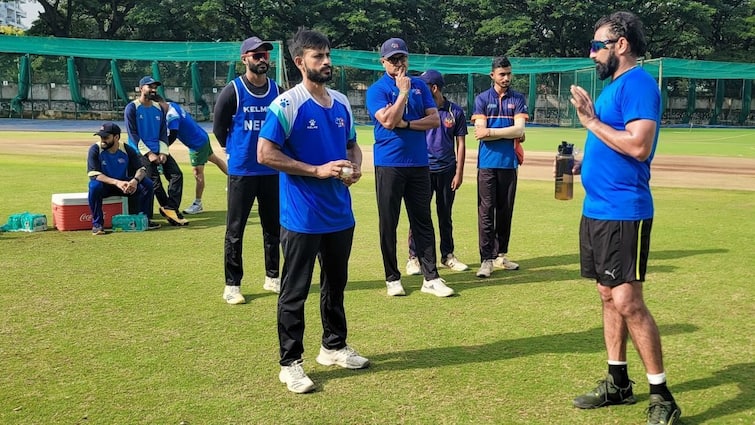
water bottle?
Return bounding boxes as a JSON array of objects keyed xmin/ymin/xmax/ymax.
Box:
[{"xmin": 555, "ymin": 141, "xmax": 574, "ymax": 201}]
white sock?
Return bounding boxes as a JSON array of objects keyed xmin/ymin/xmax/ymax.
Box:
[
  {"xmin": 194, "ymin": 199, "xmax": 202, "ymax": 205},
  {"xmin": 608, "ymin": 360, "xmax": 628, "ymax": 366},
  {"xmin": 647, "ymin": 372, "xmax": 666, "ymax": 385}
]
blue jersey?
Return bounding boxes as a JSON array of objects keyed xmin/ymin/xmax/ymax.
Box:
[
  {"xmin": 166, "ymin": 102, "xmax": 209, "ymax": 150},
  {"xmin": 259, "ymin": 84, "xmax": 357, "ymax": 234},
  {"xmin": 426, "ymin": 98, "xmax": 467, "ymax": 173},
  {"xmin": 87, "ymin": 142, "xmax": 143, "ymax": 181},
  {"xmin": 366, "ymin": 73, "xmax": 436, "ymax": 167},
  {"xmin": 471, "ymin": 87, "xmax": 528, "ymax": 169},
  {"xmin": 124, "ymin": 100, "xmax": 168, "ymax": 155},
  {"xmin": 226, "ymin": 76, "xmax": 280, "ymax": 176},
  {"xmin": 581, "ymin": 67, "xmax": 660, "ymax": 220}
]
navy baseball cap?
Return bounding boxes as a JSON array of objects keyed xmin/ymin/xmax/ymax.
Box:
[
  {"xmin": 380, "ymin": 38, "xmax": 409, "ymax": 58},
  {"xmin": 419, "ymin": 69, "xmax": 444, "ymax": 88},
  {"xmin": 94, "ymin": 122, "xmax": 121, "ymax": 137},
  {"xmin": 139, "ymin": 76, "xmax": 161, "ymax": 87},
  {"xmin": 241, "ymin": 36, "xmax": 273, "ymax": 54}
]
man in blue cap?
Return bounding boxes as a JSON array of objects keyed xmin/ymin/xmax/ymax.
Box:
[
  {"xmin": 124, "ymin": 76, "xmax": 188, "ymax": 226},
  {"xmin": 366, "ymin": 38, "xmax": 454, "ymax": 298},
  {"xmin": 404, "ymin": 69, "xmax": 469, "ymax": 275},
  {"xmin": 87, "ymin": 122, "xmax": 159, "ymax": 234},
  {"xmin": 213, "ymin": 36, "xmax": 284, "ymax": 304}
]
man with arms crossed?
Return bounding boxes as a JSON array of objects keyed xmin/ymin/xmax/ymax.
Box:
[
  {"xmin": 472, "ymin": 56, "xmax": 527, "ymax": 279},
  {"xmin": 258, "ymin": 28, "xmax": 368, "ymax": 393},
  {"xmin": 569, "ymin": 11, "xmax": 681, "ymax": 425}
]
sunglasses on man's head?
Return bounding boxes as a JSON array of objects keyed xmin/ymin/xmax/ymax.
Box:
[
  {"xmin": 247, "ymin": 51, "xmax": 270, "ymax": 61},
  {"xmin": 590, "ymin": 39, "xmax": 619, "ymax": 53}
]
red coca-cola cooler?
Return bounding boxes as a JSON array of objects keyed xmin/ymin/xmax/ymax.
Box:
[{"xmin": 51, "ymin": 192, "xmax": 128, "ymax": 231}]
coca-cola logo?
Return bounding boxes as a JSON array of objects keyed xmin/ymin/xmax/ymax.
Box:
[{"xmin": 79, "ymin": 212, "xmax": 107, "ymax": 222}]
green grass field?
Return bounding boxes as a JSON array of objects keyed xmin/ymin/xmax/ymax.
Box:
[{"xmin": 0, "ymin": 128, "xmax": 753, "ymax": 424}]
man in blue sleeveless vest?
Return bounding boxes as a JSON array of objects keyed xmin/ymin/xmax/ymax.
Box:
[{"xmin": 213, "ymin": 36, "xmax": 283, "ymax": 304}]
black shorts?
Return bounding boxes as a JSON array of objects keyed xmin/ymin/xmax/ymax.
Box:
[{"xmin": 579, "ymin": 216, "xmax": 653, "ymax": 287}]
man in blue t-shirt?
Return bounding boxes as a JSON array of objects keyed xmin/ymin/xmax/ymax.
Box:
[
  {"xmin": 568, "ymin": 11, "xmax": 681, "ymax": 425},
  {"xmin": 124, "ymin": 76, "xmax": 187, "ymax": 226},
  {"xmin": 213, "ymin": 36, "xmax": 283, "ymax": 304},
  {"xmin": 258, "ymin": 28, "xmax": 368, "ymax": 394},
  {"xmin": 471, "ymin": 56, "xmax": 528, "ymax": 279},
  {"xmin": 405, "ymin": 70, "xmax": 469, "ymax": 275},
  {"xmin": 87, "ymin": 122, "xmax": 158, "ymax": 234},
  {"xmin": 155, "ymin": 95, "xmax": 228, "ymax": 215},
  {"xmin": 365, "ymin": 37, "xmax": 454, "ymax": 298}
]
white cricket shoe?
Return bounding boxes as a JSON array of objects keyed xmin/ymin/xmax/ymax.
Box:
[
  {"xmin": 263, "ymin": 276, "xmax": 281, "ymax": 293},
  {"xmin": 493, "ymin": 254, "xmax": 520, "ymax": 270},
  {"xmin": 279, "ymin": 360, "xmax": 315, "ymax": 394},
  {"xmin": 421, "ymin": 277, "xmax": 455, "ymax": 297},
  {"xmin": 476, "ymin": 260, "xmax": 494, "ymax": 278},
  {"xmin": 316, "ymin": 345, "xmax": 370, "ymax": 369},
  {"xmin": 442, "ymin": 254, "xmax": 469, "ymax": 271},
  {"xmin": 182, "ymin": 201, "xmax": 203, "ymax": 215},
  {"xmin": 386, "ymin": 280, "xmax": 405, "ymax": 296},
  {"xmin": 223, "ymin": 285, "xmax": 246, "ymax": 304},
  {"xmin": 405, "ymin": 257, "xmax": 421, "ymax": 275}
]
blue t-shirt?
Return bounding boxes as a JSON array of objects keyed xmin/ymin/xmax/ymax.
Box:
[
  {"xmin": 225, "ymin": 76, "xmax": 280, "ymax": 176},
  {"xmin": 472, "ymin": 87, "xmax": 528, "ymax": 169},
  {"xmin": 87, "ymin": 142, "xmax": 143, "ymax": 181},
  {"xmin": 366, "ymin": 73, "xmax": 436, "ymax": 167},
  {"xmin": 581, "ymin": 66, "xmax": 660, "ymax": 220},
  {"xmin": 426, "ymin": 98, "xmax": 468, "ymax": 173},
  {"xmin": 124, "ymin": 100, "xmax": 168, "ymax": 155},
  {"xmin": 166, "ymin": 102, "xmax": 209, "ymax": 151},
  {"xmin": 259, "ymin": 84, "xmax": 357, "ymax": 234}
]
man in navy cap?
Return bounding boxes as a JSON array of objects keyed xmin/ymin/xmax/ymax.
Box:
[
  {"xmin": 124, "ymin": 75, "xmax": 188, "ymax": 226},
  {"xmin": 87, "ymin": 122, "xmax": 159, "ymax": 234},
  {"xmin": 213, "ymin": 36, "xmax": 285, "ymax": 304},
  {"xmin": 366, "ymin": 38, "xmax": 454, "ymax": 298},
  {"xmin": 404, "ymin": 70, "xmax": 469, "ymax": 275}
]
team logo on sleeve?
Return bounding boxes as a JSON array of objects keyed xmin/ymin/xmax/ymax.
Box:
[{"xmin": 279, "ymin": 98, "xmax": 291, "ymax": 108}]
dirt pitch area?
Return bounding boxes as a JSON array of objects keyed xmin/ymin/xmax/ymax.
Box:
[{"xmin": 1, "ymin": 129, "xmax": 753, "ymax": 192}]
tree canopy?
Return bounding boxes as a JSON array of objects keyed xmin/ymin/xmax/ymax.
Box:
[{"xmin": 24, "ymin": 0, "xmax": 754, "ymax": 62}]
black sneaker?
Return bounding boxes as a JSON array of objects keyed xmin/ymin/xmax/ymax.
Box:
[
  {"xmin": 573, "ymin": 375, "xmax": 636, "ymax": 409},
  {"xmin": 147, "ymin": 221, "xmax": 161, "ymax": 230},
  {"xmin": 646, "ymin": 394, "xmax": 681, "ymax": 425}
]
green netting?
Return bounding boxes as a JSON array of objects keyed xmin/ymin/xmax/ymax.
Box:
[
  {"xmin": 110, "ymin": 59, "xmax": 129, "ymax": 106},
  {"xmin": 190, "ymin": 62, "xmax": 209, "ymax": 118},
  {"xmin": 67, "ymin": 57, "xmax": 90, "ymax": 110},
  {"xmin": 10, "ymin": 54, "xmax": 30, "ymax": 115}
]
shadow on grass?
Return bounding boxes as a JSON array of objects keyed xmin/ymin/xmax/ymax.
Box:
[
  {"xmin": 312, "ymin": 323, "xmax": 698, "ymax": 384},
  {"xmin": 669, "ymin": 362, "xmax": 754, "ymax": 424},
  {"xmin": 345, "ymin": 248, "xmax": 731, "ymax": 293}
]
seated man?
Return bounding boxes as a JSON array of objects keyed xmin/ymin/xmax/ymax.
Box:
[{"xmin": 87, "ymin": 122, "xmax": 159, "ymax": 234}]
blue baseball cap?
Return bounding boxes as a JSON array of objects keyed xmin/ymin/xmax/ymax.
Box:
[
  {"xmin": 419, "ymin": 69, "xmax": 444, "ymax": 89},
  {"xmin": 139, "ymin": 76, "xmax": 161, "ymax": 87},
  {"xmin": 94, "ymin": 122, "xmax": 121, "ymax": 137},
  {"xmin": 380, "ymin": 38, "xmax": 409, "ymax": 58},
  {"xmin": 241, "ymin": 36, "xmax": 273, "ymax": 54}
]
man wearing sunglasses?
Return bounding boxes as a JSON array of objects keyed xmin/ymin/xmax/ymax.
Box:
[
  {"xmin": 213, "ymin": 36, "xmax": 285, "ymax": 304},
  {"xmin": 569, "ymin": 11, "xmax": 681, "ymax": 425},
  {"xmin": 366, "ymin": 38, "xmax": 454, "ymax": 298}
]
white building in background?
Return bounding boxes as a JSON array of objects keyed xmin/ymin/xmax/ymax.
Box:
[{"xmin": 0, "ymin": 0, "xmax": 34, "ymax": 30}]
